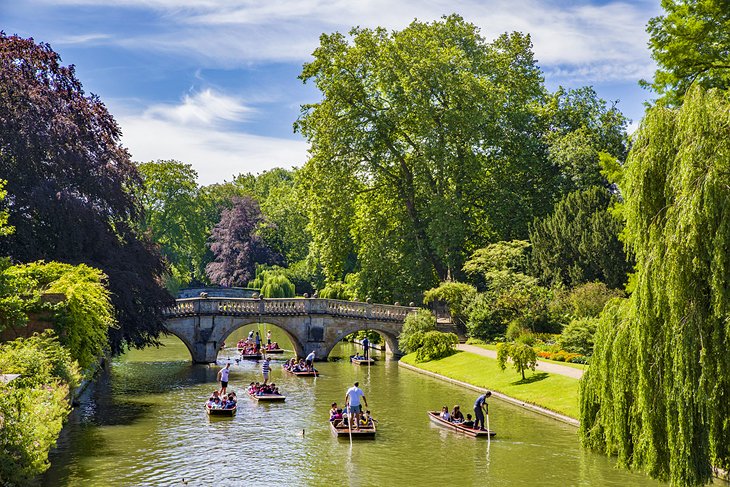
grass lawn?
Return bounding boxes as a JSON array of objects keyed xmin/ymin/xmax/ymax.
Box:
[
  {"xmin": 465, "ymin": 343, "xmax": 588, "ymax": 371},
  {"xmin": 401, "ymin": 350, "xmax": 580, "ymax": 419}
]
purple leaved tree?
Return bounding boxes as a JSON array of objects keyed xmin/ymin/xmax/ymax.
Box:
[{"xmin": 205, "ymin": 196, "xmax": 281, "ymax": 286}]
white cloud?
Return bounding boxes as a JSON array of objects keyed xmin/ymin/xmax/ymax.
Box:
[
  {"xmin": 112, "ymin": 91, "xmax": 308, "ymax": 185},
  {"xmin": 39, "ymin": 0, "xmax": 659, "ymax": 83}
]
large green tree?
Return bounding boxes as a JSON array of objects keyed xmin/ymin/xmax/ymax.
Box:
[
  {"xmin": 138, "ymin": 160, "xmax": 209, "ymax": 288},
  {"xmin": 296, "ymin": 15, "xmax": 553, "ymax": 302},
  {"xmin": 580, "ymin": 87, "xmax": 730, "ymax": 486},
  {"xmin": 644, "ymin": 0, "xmax": 730, "ymax": 106},
  {"xmin": 0, "ymin": 33, "xmax": 171, "ymax": 353}
]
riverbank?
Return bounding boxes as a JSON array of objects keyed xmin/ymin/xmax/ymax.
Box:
[{"xmin": 400, "ymin": 350, "xmax": 580, "ymax": 420}]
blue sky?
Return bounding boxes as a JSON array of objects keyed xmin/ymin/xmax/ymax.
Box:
[{"xmin": 2, "ymin": 0, "xmax": 661, "ymax": 185}]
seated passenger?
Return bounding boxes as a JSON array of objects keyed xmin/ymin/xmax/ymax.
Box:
[
  {"xmin": 329, "ymin": 402, "xmax": 338, "ymax": 420},
  {"xmin": 452, "ymin": 405, "xmax": 464, "ymax": 423},
  {"xmin": 463, "ymin": 414, "xmax": 474, "ymax": 428},
  {"xmin": 440, "ymin": 406, "xmax": 452, "ymax": 421}
]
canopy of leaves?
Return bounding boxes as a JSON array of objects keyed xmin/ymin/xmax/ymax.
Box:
[
  {"xmin": 137, "ymin": 160, "xmax": 209, "ymax": 288},
  {"xmin": 0, "ymin": 33, "xmax": 172, "ymax": 353},
  {"xmin": 496, "ymin": 341, "xmax": 537, "ymax": 380},
  {"xmin": 206, "ymin": 196, "xmax": 281, "ymax": 287},
  {"xmin": 644, "ymin": 0, "xmax": 730, "ymax": 106},
  {"xmin": 296, "ymin": 15, "xmax": 559, "ymax": 302},
  {"xmin": 580, "ymin": 87, "xmax": 730, "ymax": 485},
  {"xmin": 529, "ymin": 186, "xmax": 631, "ymax": 289},
  {"xmin": 558, "ymin": 317, "xmax": 599, "ymax": 356}
]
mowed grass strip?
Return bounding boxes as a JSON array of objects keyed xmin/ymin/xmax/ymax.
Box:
[{"xmin": 401, "ymin": 351, "xmax": 580, "ymax": 419}]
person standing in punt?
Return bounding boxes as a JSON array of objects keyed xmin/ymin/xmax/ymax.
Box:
[
  {"xmin": 262, "ymin": 357, "xmax": 271, "ymax": 384},
  {"xmin": 217, "ymin": 362, "xmax": 231, "ymax": 396},
  {"xmin": 255, "ymin": 331, "xmax": 262, "ymax": 353},
  {"xmin": 345, "ymin": 381, "xmax": 368, "ymax": 430},
  {"xmin": 362, "ymin": 336, "xmax": 369, "ymax": 360},
  {"xmin": 305, "ymin": 350, "xmax": 316, "ymax": 371},
  {"xmin": 473, "ymin": 391, "xmax": 491, "ymax": 431}
]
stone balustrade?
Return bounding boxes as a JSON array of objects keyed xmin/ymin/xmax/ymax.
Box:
[{"xmin": 163, "ymin": 297, "xmax": 415, "ymax": 322}]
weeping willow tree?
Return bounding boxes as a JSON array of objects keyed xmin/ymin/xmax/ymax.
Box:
[{"xmin": 579, "ymin": 87, "xmax": 730, "ymax": 486}]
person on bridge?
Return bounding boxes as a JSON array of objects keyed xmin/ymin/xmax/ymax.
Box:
[
  {"xmin": 217, "ymin": 362, "xmax": 231, "ymax": 396},
  {"xmin": 262, "ymin": 357, "xmax": 271, "ymax": 384},
  {"xmin": 473, "ymin": 391, "xmax": 491, "ymax": 431},
  {"xmin": 362, "ymin": 336, "xmax": 369, "ymax": 360},
  {"xmin": 345, "ymin": 381, "xmax": 368, "ymax": 430},
  {"xmin": 305, "ymin": 351, "xmax": 316, "ymax": 371}
]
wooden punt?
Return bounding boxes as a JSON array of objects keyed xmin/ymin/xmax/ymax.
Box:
[
  {"xmin": 248, "ymin": 391, "xmax": 286, "ymax": 402},
  {"xmin": 330, "ymin": 421, "xmax": 376, "ymax": 439},
  {"xmin": 264, "ymin": 348, "xmax": 285, "ymax": 354},
  {"xmin": 282, "ymin": 365, "xmax": 319, "ymax": 377},
  {"xmin": 350, "ymin": 355, "xmax": 375, "ymax": 366},
  {"xmin": 427, "ymin": 411, "xmax": 495, "ymax": 437},
  {"xmin": 205, "ymin": 403, "xmax": 237, "ymax": 417},
  {"xmin": 239, "ymin": 353, "xmax": 262, "ymax": 360}
]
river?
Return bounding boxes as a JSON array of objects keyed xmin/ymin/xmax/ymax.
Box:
[{"xmin": 43, "ymin": 326, "xmax": 668, "ymax": 486}]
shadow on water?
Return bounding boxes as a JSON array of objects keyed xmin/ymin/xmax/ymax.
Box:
[{"xmin": 511, "ymin": 372, "xmax": 548, "ymax": 385}]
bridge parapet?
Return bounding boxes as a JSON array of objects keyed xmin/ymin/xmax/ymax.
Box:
[{"xmin": 164, "ymin": 298, "xmax": 415, "ymax": 322}]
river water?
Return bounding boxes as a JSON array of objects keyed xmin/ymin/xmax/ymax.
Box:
[{"xmin": 43, "ymin": 327, "xmax": 668, "ymax": 487}]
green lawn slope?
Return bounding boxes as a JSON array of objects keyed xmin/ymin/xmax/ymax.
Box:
[{"xmin": 401, "ymin": 351, "xmax": 579, "ymax": 419}]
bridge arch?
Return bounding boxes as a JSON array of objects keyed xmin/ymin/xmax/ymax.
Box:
[
  {"xmin": 215, "ymin": 319, "xmax": 306, "ymax": 358},
  {"xmin": 321, "ymin": 322, "xmax": 400, "ymax": 359}
]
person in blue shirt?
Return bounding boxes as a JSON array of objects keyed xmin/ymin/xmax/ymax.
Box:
[
  {"xmin": 362, "ymin": 336, "xmax": 370, "ymax": 360},
  {"xmin": 473, "ymin": 391, "xmax": 491, "ymax": 431}
]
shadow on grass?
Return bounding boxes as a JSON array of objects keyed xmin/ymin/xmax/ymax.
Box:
[{"xmin": 511, "ymin": 372, "xmax": 548, "ymax": 385}]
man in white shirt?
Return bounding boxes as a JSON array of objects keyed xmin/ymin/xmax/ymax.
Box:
[
  {"xmin": 305, "ymin": 351, "xmax": 316, "ymax": 371},
  {"xmin": 345, "ymin": 381, "xmax": 368, "ymax": 430}
]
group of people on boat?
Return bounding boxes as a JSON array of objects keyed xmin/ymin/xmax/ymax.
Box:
[
  {"xmin": 237, "ymin": 334, "xmax": 261, "ymax": 355},
  {"xmin": 327, "ymin": 381, "xmax": 374, "ymax": 430},
  {"xmin": 247, "ymin": 382, "xmax": 281, "ymax": 396},
  {"xmin": 207, "ymin": 390, "xmax": 237, "ymax": 409},
  {"xmin": 283, "ymin": 353, "xmax": 316, "ymax": 373},
  {"xmin": 439, "ymin": 405, "xmax": 475, "ymax": 428}
]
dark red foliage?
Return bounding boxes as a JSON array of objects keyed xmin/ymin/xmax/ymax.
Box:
[
  {"xmin": 206, "ymin": 196, "xmax": 281, "ymax": 286},
  {"xmin": 0, "ymin": 33, "xmax": 173, "ymax": 353}
]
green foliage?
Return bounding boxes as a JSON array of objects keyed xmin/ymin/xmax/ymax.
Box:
[
  {"xmin": 462, "ymin": 240, "xmax": 531, "ymax": 289},
  {"xmin": 423, "ymin": 281, "xmax": 476, "ymax": 327},
  {"xmin": 415, "ymin": 331, "xmax": 458, "ymax": 362},
  {"xmin": 529, "ymin": 186, "xmax": 632, "ymax": 289},
  {"xmin": 0, "ymin": 331, "xmax": 80, "ymax": 484},
  {"xmin": 0, "ymin": 262, "xmax": 115, "ymax": 369},
  {"xmin": 550, "ymin": 282, "xmax": 624, "ymax": 326},
  {"xmin": 580, "ymin": 87, "xmax": 730, "ymax": 485},
  {"xmin": 496, "ymin": 341, "xmax": 537, "ymax": 380},
  {"xmin": 643, "ymin": 0, "xmax": 730, "ymax": 106},
  {"xmin": 248, "ymin": 267, "xmax": 296, "ymax": 298},
  {"xmin": 398, "ymin": 309, "xmax": 437, "ymax": 355},
  {"xmin": 558, "ymin": 317, "xmax": 599, "ymax": 356},
  {"xmin": 137, "ymin": 160, "xmax": 209, "ymax": 286}
]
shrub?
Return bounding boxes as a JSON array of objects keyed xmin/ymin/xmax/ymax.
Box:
[
  {"xmin": 423, "ymin": 281, "xmax": 477, "ymax": 327},
  {"xmin": 398, "ymin": 309, "xmax": 437, "ymax": 354},
  {"xmin": 415, "ymin": 331, "xmax": 459, "ymax": 362},
  {"xmin": 559, "ymin": 317, "xmax": 600, "ymax": 356}
]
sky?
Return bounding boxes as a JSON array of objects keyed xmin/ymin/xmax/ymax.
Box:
[{"xmin": 2, "ymin": 0, "xmax": 662, "ymax": 185}]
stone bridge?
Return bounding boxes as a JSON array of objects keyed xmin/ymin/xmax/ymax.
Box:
[{"xmin": 163, "ymin": 297, "xmax": 417, "ymax": 363}]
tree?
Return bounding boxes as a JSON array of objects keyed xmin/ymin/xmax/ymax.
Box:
[
  {"xmin": 529, "ymin": 186, "xmax": 631, "ymax": 289},
  {"xmin": 580, "ymin": 87, "xmax": 730, "ymax": 485},
  {"xmin": 497, "ymin": 340, "xmax": 537, "ymax": 380},
  {"xmin": 644, "ymin": 0, "xmax": 730, "ymax": 106},
  {"xmin": 296, "ymin": 16, "xmax": 555, "ymax": 302},
  {"xmin": 423, "ymin": 281, "xmax": 477, "ymax": 328},
  {"xmin": 206, "ymin": 196, "xmax": 281, "ymax": 286},
  {"xmin": 137, "ymin": 160, "xmax": 209, "ymax": 288},
  {"xmin": 0, "ymin": 33, "xmax": 171, "ymax": 353},
  {"xmin": 398, "ymin": 308, "xmax": 437, "ymax": 355},
  {"xmin": 415, "ymin": 330, "xmax": 459, "ymax": 362},
  {"xmin": 541, "ymin": 87, "xmax": 628, "ymax": 193}
]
